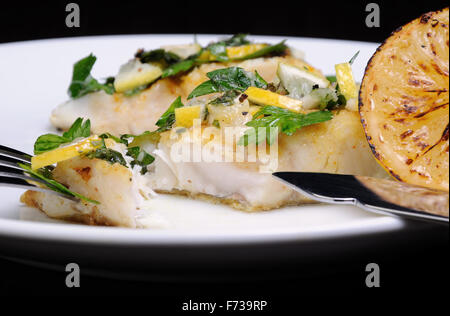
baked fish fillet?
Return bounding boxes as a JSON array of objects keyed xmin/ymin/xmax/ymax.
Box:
[
  {"xmin": 51, "ymin": 55, "xmax": 315, "ymax": 135},
  {"xmin": 21, "ymin": 109, "xmax": 386, "ymax": 227},
  {"xmin": 21, "ymin": 142, "xmax": 154, "ymax": 228},
  {"xmin": 148, "ymin": 110, "xmax": 387, "ymax": 211}
]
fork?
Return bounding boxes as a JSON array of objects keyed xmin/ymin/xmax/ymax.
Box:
[{"xmin": 0, "ymin": 144, "xmax": 78, "ymax": 201}]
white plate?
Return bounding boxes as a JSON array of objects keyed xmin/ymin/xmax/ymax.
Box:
[{"xmin": 0, "ymin": 35, "xmax": 412, "ymax": 273}]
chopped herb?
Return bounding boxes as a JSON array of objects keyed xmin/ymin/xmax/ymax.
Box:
[
  {"xmin": 155, "ymin": 96, "xmax": 184, "ymax": 132},
  {"xmin": 238, "ymin": 106, "xmax": 333, "ymax": 146},
  {"xmin": 348, "ymin": 51, "xmax": 360, "ymax": 65},
  {"xmin": 99, "ymin": 132, "xmax": 126, "ymax": 144},
  {"xmin": 119, "ymin": 131, "xmax": 161, "ymax": 146},
  {"xmin": 233, "ymin": 41, "xmax": 287, "ymax": 60},
  {"xmin": 324, "ymin": 92, "xmax": 346, "ymax": 110},
  {"xmin": 62, "ymin": 117, "xmax": 91, "ymax": 140},
  {"xmin": 160, "ymin": 35, "xmax": 287, "ymax": 79},
  {"xmin": 207, "ymin": 43, "xmax": 228, "ymax": 62},
  {"xmin": 19, "ymin": 163, "xmax": 99, "ymax": 204},
  {"xmin": 161, "ymin": 59, "xmax": 197, "ymax": 78},
  {"xmin": 188, "ymin": 67, "xmax": 268, "ymax": 99},
  {"xmin": 219, "ymin": 34, "xmax": 250, "ymax": 47},
  {"xmin": 84, "ymin": 147, "xmax": 127, "ymax": 167},
  {"xmin": 126, "ymin": 146, "xmax": 155, "ymax": 175},
  {"xmin": 202, "ymin": 106, "xmax": 209, "ymax": 121},
  {"xmin": 212, "ymin": 120, "xmax": 220, "ymax": 128},
  {"xmin": 68, "ymin": 54, "xmax": 115, "ymax": 99},
  {"xmin": 34, "ymin": 118, "xmax": 91, "ymax": 154},
  {"xmin": 203, "ymin": 34, "xmax": 250, "ymax": 62},
  {"xmin": 254, "ymin": 71, "xmax": 268, "ymax": 86},
  {"xmin": 209, "ymin": 90, "xmax": 241, "ymax": 106},
  {"xmin": 136, "ymin": 48, "xmax": 181, "ymax": 65},
  {"xmin": 307, "ymin": 88, "xmax": 345, "ymax": 110},
  {"xmin": 207, "ymin": 67, "xmax": 268, "ymax": 91},
  {"xmin": 97, "ymin": 132, "xmax": 156, "ymax": 173},
  {"xmin": 187, "ymin": 80, "xmax": 218, "ymax": 99}
]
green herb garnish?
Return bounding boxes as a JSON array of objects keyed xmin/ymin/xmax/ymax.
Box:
[
  {"xmin": 99, "ymin": 132, "xmax": 125, "ymax": 144},
  {"xmin": 161, "ymin": 35, "xmax": 287, "ymax": 79},
  {"xmin": 84, "ymin": 147, "xmax": 128, "ymax": 167},
  {"xmin": 188, "ymin": 67, "xmax": 268, "ymax": 99},
  {"xmin": 238, "ymin": 106, "xmax": 333, "ymax": 146},
  {"xmin": 162, "ymin": 59, "xmax": 197, "ymax": 78},
  {"xmin": 155, "ymin": 96, "xmax": 184, "ymax": 132},
  {"xmin": 34, "ymin": 118, "xmax": 91, "ymax": 154},
  {"xmin": 217, "ymin": 33, "xmax": 251, "ymax": 47},
  {"xmin": 136, "ymin": 48, "xmax": 181, "ymax": 65},
  {"xmin": 349, "ymin": 51, "xmax": 360, "ymax": 65},
  {"xmin": 126, "ymin": 147, "xmax": 155, "ymax": 175},
  {"xmin": 212, "ymin": 120, "xmax": 220, "ymax": 128},
  {"xmin": 68, "ymin": 54, "xmax": 115, "ymax": 99},
  {"xmin": 209, "ymin": 90, "xmax": 241, "ymax": 106},
  {"xmin": 234, "ymin": 41, "xmax": 287, "ymax": 60},
  {"xmin": 98, "ymin": 132, "xmax": 156, "ymax": 174}
]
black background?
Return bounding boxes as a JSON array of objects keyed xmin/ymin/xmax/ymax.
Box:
[
  {"xmin": 0, "ymin": 0, "xmax": 448, "ymax": 44},
  {"xmin": 0, "ymin": 0, "xmax": 449, "ymax": 304}
]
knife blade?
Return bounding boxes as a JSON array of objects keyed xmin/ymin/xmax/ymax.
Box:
[{"xmin": 273, "ymin": 172, "xmax": 449, "ymax": 224}]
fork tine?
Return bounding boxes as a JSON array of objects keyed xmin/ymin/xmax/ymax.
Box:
[
  {"xmin": 0, "ymin": 154, "xmax": 26, "ymax": 170},
  {"xmin": 0, "ymin": 175, "xmax": 79, "ymax": 202},
  {"xmin": 0, "ymin": 151, "xmax": 54, "ymax": 171},
  {"xmin": 0, "ymin": 148, "xmax": 79, "ymax": 203},
  {"xmin": 0, "ymin": 145, "xmax": 31, "ymax": 163},
  {"xmin": 0, "ymin": 165, "xmax": 47, "ymax": 185}
]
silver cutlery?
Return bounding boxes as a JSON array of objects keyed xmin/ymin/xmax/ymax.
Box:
[
  {"xmin": 0, "ymin": 144, "xmax": 78, "ymax": 201},
  {"xmin": 273, "ymin": 172, "xmax": 449, "ymax": 224}
]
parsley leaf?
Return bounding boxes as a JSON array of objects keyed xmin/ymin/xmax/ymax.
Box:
[
  {"xmin": 161, "ymin": 59, "xmax": 197, "ymax": 78},
  {"xmin": 207, "ymin": 43, "xmax": 228, "ymax": 61},
  {"xmin": 188, "ymin": 67, "xmax": 267, "ymax": 99},
  {"xmin": 234, "ymin": 41, "xmax": 287, "ymax": 61},
  {"xmin": 84, "ymin": 147, "xmax": 128, "ymax": 167},
  {"xmin": 34, "ymin": 118, "xmax": 91, "ymax": 154},
  {"xmin": 209, "ymin": 90, "xmax": 241, "ymax": 106},
  {"xmin": 68, "ymin": 54, "xmax": 115, "ymax": 99},
  {"xmin": 33, "ymin": 134, "xmax": 68, "ymax": 155},
  {"xmin": 204, "ymin": 34, "xmax": 250, "ymax": 62},
  {"xmin": 126, "ymin": 146, "xmax": 155, "ymax": 175},
  {"xmin": 62, "ymin": 117, "xmax": 91, "ymax": 140},
  {"xmin": 207, "ymin": 67, "xmax": 267, "ymax": 91},
  {"xmin": 219, "ymin": 34, "xmax": 251, "ymax": 47},
  {"xmin": 349, "ymin": 51, "xmax": 360, "ymax": 65},
  {"xmin": 238, "ymin": 106, "xmax": 333, "ymax": 146},
  {"xmin": 19, "ymin": 163, "xmax": 99, "ymax": 204},
  {"xmin": 155, "ymin": 96, "xmax": 184, "ymax": 132},
  {"xmin": 135, "ymin": 48, "xmax": 181, "ymax": 65},
  {"xmin": 121, "ymin": 131, "xmax": 161, "ymax": 145},
  {"xmin": 97, "ymin": 133, "xmax": 156, "ymax": 173},
  {"xmin": 99, "ymin": 132, "xmax": 125, "ymax": 144}
]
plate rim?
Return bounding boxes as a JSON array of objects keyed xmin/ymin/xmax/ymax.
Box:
[{"xmin": 0, "ymin": 215, "xmax": 404, "ymax": 246}]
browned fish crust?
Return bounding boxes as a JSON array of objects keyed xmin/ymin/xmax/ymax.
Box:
[{"xmin": 155, "ymin": 189, "xmax": 317, "ymax": 212}]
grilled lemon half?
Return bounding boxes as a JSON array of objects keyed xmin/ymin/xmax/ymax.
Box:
[{"xmin": 359, "ymin": 8, "xmax": 449, "ymax": 191}]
